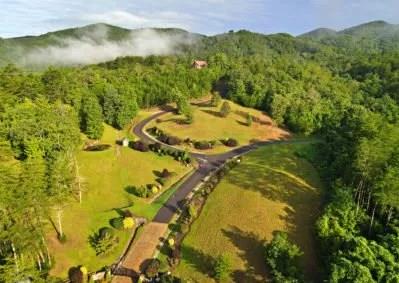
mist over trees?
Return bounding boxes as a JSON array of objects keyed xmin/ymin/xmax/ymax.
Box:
[{"xmin": 0, "ymin": 21, "xmax": 399, "ymax": 282}]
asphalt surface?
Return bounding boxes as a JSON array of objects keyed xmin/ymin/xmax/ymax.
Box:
[{"xmin": 132, "ymin": 110, "xmax": 307, "ymax": 224}]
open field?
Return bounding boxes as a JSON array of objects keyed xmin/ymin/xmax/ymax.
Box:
[
  {"xmin": 174, "ymin": 143, "xmax": 323, "ymax": 282},
  {"xmin": 146, "ymin": 100, "xmax": 290, "ymax": 153},
  {"xmin": 48, "ymin": 121, "xmax": 192, "ymax": 277}
]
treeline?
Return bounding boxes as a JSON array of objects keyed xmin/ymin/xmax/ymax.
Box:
[{"xmin": 204, "ymin": 34, "xmax": 399, "ymax": 281}]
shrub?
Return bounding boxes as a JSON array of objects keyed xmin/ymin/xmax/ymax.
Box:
[
  {"xmin": 185, "ymin": 111, "xmax": 194, "ymax": 124},
  {"xmin": 122, "ymin": 209, "xmax": 133, "ymax": 218},
  {"xmin": 131, "ymin": 141, "xmax": 149, "ymax": 152},
  {"xmin": 149, "ymin": 142, "xmax": 162, "ymax": 153},
  {"xmin": 194, "ymin": 140, "xmax": 213, "ymax": 150},
  {"xmin": 166, "ymin": 136, "xmax": 182, "ymax": 146},
  {"xmin": 211, "ymin": 91, "xmax": 222, "ymax": 107},
  {"xmin": 69, "ymin": 266, "xmax": 84, "ymax": 283},
  {"xmin": 246, "ymin": 113, "xmax": 253, "ymax": 126},
  {"xmin": 123, "ymin": 217, "xmax": 135, "ymax": 229},
  {"xmin": 84, "ymin": 144, "xmax": 111, "ymax": 152},
  {"xmin": 222, "ymin": 138, "xmax": 238, "ymax": 147},
  {"xmin": 168, "ymin": 238, "xmax": 175, "ymax": 247},
  {"xmin": 180, "ymin": 223, "xmax": 189, "ymax": 234},
  {"xmin": 214, "ymin": 254, "xmax": 231, "ymax": 281},
  {"xmin": 151, "ymin": 186, "xmax": 159, "ymax": 194},
  {"xmin": 132, "ymin": 185, "xmax": 147, "ymax": 198},
  {"xmin": 160, "ymin": 168, "xmax": 172, "ymax": 178},
  {"xmin": 99, "ymin": 227, "xmax": 114, "ymax": 239},
  {"xmin": 110, "ymin": 217, "xmax": 124, "ymax": 230},
  {"xmin": 145, "ymin": 259, "xmax": 161, "ymax": 278},
  {"xmin": 220, "ymin": 101, "xmax": 231, "ymax": 117},
  {"xmin": 91, "ymin": 227, "xmax": 119, "ymax": 256}
]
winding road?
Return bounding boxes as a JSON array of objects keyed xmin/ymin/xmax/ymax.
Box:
[{"xmin": 112, "ymin": 109, "xmax": 298, "ymax": 282}]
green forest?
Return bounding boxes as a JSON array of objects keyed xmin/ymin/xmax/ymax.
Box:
[{"xmin": 1, "ymin": 21, "xmax": 399, "ymax": 282}]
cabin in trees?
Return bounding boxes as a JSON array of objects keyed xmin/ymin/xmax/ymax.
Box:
[{"xmin": 192, "ymin": 60, "xmax": 208, "ymax": 69}]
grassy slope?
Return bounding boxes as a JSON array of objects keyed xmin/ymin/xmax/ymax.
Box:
[
  {"xmin": 175, "ymin": 143, "xmax": 323, "ymax": 282},
  {"xmin": 48, "ymin": 122, "xmax": 191, "ymax": 277},
  {"xmin": 147, "ymin": 100, "xmax": 290, "ymax": 153}
]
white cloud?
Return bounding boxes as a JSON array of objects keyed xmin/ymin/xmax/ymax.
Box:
[
  {"xmin": 19, "ymin": 25, "xmax": 197, "ymax": 66},
  {"xmin": 0, "ymin": 0, "xmax": 398, "ymax": 37}
]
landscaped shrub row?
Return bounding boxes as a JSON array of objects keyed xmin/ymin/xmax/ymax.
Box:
[
  {"xmin": 193, "ymin": 140, "xmax": 215, "ymax": 150},
  {"xmin": 127, "ymin": 183, "xmax": 161, "ymax": 198},
  {"xmin": 150, "ymin": 142, "xmax": 192, "ymax": 164},
  {"xmin": 148, "ymin": 127, "xmax": 182, "ymax": 145},
  {"xmin": 192, "ymin": 138, "xmax": 238, "ymax": 150},
  {"xmin": 130, "ymin": 139, "xmax": 192, "ymax": 165},
  {"xmin": 156, "ymin": 157, "xmax": 242, "ymax": 276}
]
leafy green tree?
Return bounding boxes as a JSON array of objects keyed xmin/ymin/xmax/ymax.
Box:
[
  {"xmin": 214, "ymin": 254, "xmax": 231, "ymax": 282},
  {"xmin": 220, "ymin": 101, "xmax": 231, "ymax": 117},
  {"xmin": 264, "ymin": 232, "xmax": 304, "ymax": 283},
  {"xmin": 80, "ymin": 92, "xmax": 104, "ymax": 139}
]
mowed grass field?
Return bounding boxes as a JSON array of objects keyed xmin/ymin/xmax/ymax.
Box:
[
  {"xmin": 174, "ymin": 143, "xmax": 323, "ymax": 282},
  {"xmin": 48, "ymin": 121, "xmax": 191, "ymax": 277},
  {"xmin": 147, "ymin": 100, "xmax": 290, "ymax": 153}
]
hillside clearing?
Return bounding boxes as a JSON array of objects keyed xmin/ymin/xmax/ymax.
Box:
[
  {"xmin": 174, "ymin": 143, "xmax": 323, "ymax": 282},
  {"xmin": 48, "ymin": 122, "xmax": 191, "ymax": 277},
  {"xmin": 146, "ymin": 100, "xmax": 290, "ymax": 153}
]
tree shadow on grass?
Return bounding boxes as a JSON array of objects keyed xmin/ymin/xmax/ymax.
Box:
[
  {"xmin": 236, "ymin": 120, "xmax": 249, "ymax": 127},
  {"xmin": 180, "ymin": 245, "xmax": 215, "ymax": 277},
  {"xmin": 222, "ymin": 226, "xmax": 269, "ymax": 282},
  {"xmin": 201, "ymin": 109, "xmax": 222, "ymax": 118},
  {"xmin": 224, "ymin": 148, "xmax": 323, "ymax": 281}
]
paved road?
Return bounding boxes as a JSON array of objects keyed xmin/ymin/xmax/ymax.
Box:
[
  {"xmin": 112, "ymin": 109, "xmax": 316, "ymax": 282},
  {"xmin": 132, "ymin": 109, "xmax": 306, "ymax": 223}
]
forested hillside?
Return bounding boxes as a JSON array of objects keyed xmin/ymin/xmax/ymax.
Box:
[{"xmin": 1, "ymin": 21, "xmax": 399, "ymax": 282}]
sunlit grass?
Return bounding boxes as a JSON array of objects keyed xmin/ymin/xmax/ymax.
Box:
[
  {"xmin": 175, "ymin": 143, "xmax": 323, "ymax": 282},
  {"xmin": 48, "ymin": 121, "xmax": 191, "ymax": 277},
  {"xmin": 146, "ymin": 100, "xmax": 290, "ymax": 153}
]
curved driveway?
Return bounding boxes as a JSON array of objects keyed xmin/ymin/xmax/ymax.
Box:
[
  {"xmin": 112, "ymin": 110, "xmax": 311, "ymax": 282},
  {"xmin": 133, "ymin": 110, "xmax": 292, "ymax": 223}
]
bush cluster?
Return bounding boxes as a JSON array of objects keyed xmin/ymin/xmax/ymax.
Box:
[
  {"xmin": 221, "ymin": 138, "xmax": 239, "ymax": 147},
  {"xmin": 130, "ymin": 140, "xmax": 149, "ymax": 152},
  {"xmin": 148, "ymin": 127, "xmax": 182, "ymax": 145},
  {"xmin": 129, "ymin": 184, "xmax": 161, "ymax": 198},
  {"xmin": 193, "ymin": 140, "xmax": 215, "ymax": 150},
  {"xmin": 148, "ymin": 142, "xmax": 192, "ymax": 165}
]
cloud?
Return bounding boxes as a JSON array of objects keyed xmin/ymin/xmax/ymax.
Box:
[
  {"xmin": 0, "ymin": 0, "xmax": 398, "ymax": 38},
  {"xmin": 19, "ymin": 25, "xmax": 197, "ymax": 66}
]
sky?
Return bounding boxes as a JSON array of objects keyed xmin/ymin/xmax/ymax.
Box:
[{"xmin": 0, "ymin": 0, "xmax": 399, "ymax": 38}]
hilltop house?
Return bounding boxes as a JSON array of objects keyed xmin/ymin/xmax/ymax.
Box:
[{"xmin": 192, "ymin": 60, "xmax": 208, "ymax": 69}]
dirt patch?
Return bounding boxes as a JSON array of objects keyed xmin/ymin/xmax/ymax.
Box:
[{"xmin": 112, "ymin": 222, "xmax": 168, "ymax": 283}]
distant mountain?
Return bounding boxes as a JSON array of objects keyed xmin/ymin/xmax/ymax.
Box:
[
  {"xmin": 0, "ymin": 23, "xmax": 202, "ymax": 66},
  {"xmin": 300, "ymin": 28, "xmax": 337, "ymax": 40},
  {"xmin": 1, "ymin": 20, "xmax": 399, "ymax": 67},
  {"xmin": 300, "ymin": 20, "xmax": 399, "ymax": 53}
]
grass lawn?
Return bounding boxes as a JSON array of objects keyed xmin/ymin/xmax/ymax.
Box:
[
  {"xmin": 174, "ymin": 143, "xmax": 323, "ymax": 282},
  {"xmin": 48, "ymin": 121, "xmax": 192, "ymax": 278},
  {"xmin": 146, "ymin": 100, "xmax": 290, "ymax": 153}
]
